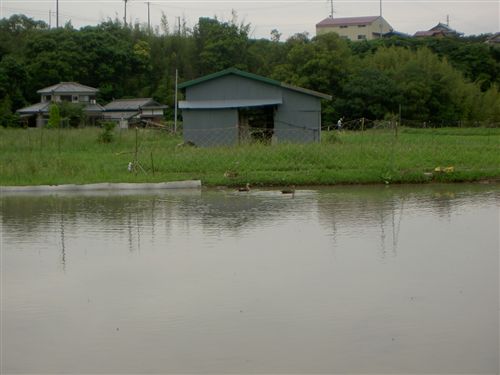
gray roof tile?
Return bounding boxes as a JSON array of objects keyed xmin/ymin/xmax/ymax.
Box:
[{"xmin": 37, "ymin": 82, "xmax": 98, "ymax": 94}]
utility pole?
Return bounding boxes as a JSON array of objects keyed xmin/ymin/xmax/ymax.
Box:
[
  {"xmin": 124, "ymin": 0, "xmax": 129, "ymax": 27},
  {"xmin": 145, "ymin": 2, "xmax": 151, "ymax": 33},
  {"xmin": 329, "ymin": 0, "xmax": 333, "ymax": 18},
  {"xmin": 446, "ymin": 14, "xmax": 450, "ymax": 26},
  {"xmin": 49, "ymin": 10, "xmax": 51, "ymax": 29},
  {"xmin": 379, "ymin": 0, "xmax": 383, "ymax": 38},
  {"xmin": 177, "ymin": 16, "xmax": 181, "ymax": 35},
  {"xmin": 56, "ymin": 0, "xmax": 59, "ymax": 28},
  {"xmin": 174, "ymin": 69, "xmax": 178, "ymax": 134}
]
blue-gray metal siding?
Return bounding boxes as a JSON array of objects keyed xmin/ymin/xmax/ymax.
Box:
[
  {"xmin": 186, "ymin": 75, "xmax": 282, "ymax": 102},
  {"xmin": 274, "ymin": 89, "xmax": 321, "ymax": 143},
  {"xmin": 182, "ymin": 75, "xmax": 323, "ymax": 146},
  {"xmin": 182, "ymin": 109, "xmax": 238, "ymax": 147}
]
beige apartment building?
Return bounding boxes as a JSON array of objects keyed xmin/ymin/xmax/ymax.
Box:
[{"xmin": 316, "ymin": 16, "xmax": 393, "ymax": 41}]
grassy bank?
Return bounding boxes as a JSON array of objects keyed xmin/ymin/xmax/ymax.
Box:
[{"xmin": 1, "ymin": 127, "xmax": 499, "ymax": 187}]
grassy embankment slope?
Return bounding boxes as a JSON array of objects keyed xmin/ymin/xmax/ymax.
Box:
[{"xmin": 0, "ymin": 127, "xmax": 499, "ymax": 187}]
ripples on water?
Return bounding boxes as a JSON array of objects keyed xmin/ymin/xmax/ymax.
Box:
[{"xmin": 1, "ymin": 184, "xmax": 499, "ymax": 373}]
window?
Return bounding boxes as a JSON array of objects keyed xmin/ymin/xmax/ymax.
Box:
[
  {"xmin": 42, "ymin": 95, "xmax": 52, "ymax": 102},
  {"xmin": 339, "ymin": 25, "xmax": 348, "ymax": 28},
  {"xmin": 60, "ymin": 95, "xmax": 72, "ymax": 102},
  {"xmin": 358, "ymin": 24, "xmax": 366, "ymax": 28},
  {"xmin": 72, "ymin": 95, "xmax": 79, "ymax": 103},
  {"xmin": 357, "ymin": 34, "xmax": 366, "ymax": 40}
]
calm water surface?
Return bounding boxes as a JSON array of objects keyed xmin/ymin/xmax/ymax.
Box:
[{"xmin": 1, "ymin": 184, "xmax": 499, "ymax": 374}]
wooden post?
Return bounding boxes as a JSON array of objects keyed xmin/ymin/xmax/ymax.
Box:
[{"xmin": 361, "ymin": 117, "xmax": 365, "ymax": 132}]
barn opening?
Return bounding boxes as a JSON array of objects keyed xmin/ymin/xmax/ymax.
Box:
[{"xmin": 238, "ymin": 106, "xmax": 275, "ymax": 143}]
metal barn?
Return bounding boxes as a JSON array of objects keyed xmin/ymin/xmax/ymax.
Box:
[{"xmin": 179, "ymin": 68, "xmax": 331, "ymax": 147}]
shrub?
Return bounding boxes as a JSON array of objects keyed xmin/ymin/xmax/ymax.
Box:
[{"xmin": 98, "ymin": 121, "xmax": 116, "ymax": 143}]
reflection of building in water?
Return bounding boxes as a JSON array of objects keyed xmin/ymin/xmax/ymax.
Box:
[{"xmin": 1, "ymin": 185, "xmax": 497, "ymax": 264}]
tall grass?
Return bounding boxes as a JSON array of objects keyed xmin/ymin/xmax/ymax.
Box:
[{"xmin": 0, "ymin": 127, "xmax": 499, "ymax": 186}]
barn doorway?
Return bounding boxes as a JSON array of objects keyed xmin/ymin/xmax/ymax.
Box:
[{"xmin": 238, "ymin": 106, "xmax": 275, "ymax": 144}]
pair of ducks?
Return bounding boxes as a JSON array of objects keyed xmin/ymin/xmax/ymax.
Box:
[{"xmin": 238, "ymin": 183, "xmax": 295, "ymax": 195}]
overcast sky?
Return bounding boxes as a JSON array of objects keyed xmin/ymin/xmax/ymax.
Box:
[{"xmin": 1, "ymin": 0, "xmax": 498, "ymax": 39}]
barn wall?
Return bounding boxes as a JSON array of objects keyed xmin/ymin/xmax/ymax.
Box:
[
  {"xmin": 274, "ymin": 90, "xmax": 322, "ymax": 143},
  {"xmin": 186, "ymin": 75, "xmax": 282, "ymax": 102},
  {"xmin": 182, "ymin": 109, "xmax": 238, "ymax": 147}
]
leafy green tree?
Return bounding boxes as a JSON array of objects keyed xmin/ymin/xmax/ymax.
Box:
[
  {"xmin": 192, "ymin": 17, "xmax": 250, "ymax": 75},
  {"xmin": 47, "ymin": 103, "xmax": 61, "ymax": 128}
]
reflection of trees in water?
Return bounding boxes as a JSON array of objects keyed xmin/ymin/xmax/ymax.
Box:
[
  {"xmin": 316, "ymin": 184, "xmax": 499, "ymax": 257},
  {"xmin": 1, "ymin": 184, "xmax": 498, "ymax": 264}
]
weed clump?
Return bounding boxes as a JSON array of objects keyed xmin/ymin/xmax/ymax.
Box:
[{"xmin": 98, "ymin": 121, "xmax": 116, "ymax": 143}]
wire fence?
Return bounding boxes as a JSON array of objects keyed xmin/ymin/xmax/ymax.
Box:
[
  {"xmin": 323, "ymin": 118, "xmax": 500, "ymax": 131},
  {"xmin": 6, "ymin": 121, "xmax": 498, "ymax": 186}
]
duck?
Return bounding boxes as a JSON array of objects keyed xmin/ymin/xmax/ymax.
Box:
[
  {"xmin": 281, "ymin": 185, "xmax": 295, "ymax": 194},
  {"xmin": 238, "ymin": 183, "xmax": 250, "ymax": 192}
]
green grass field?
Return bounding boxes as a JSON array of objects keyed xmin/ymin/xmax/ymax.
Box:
[{"xmin": 1, "ymin": 127, "xmax": 499, "ymax": 186}]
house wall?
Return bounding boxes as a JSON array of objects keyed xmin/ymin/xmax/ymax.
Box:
[
  {"xmin": 316, "ymin": 18, "xmax": 392, "ymax": 41},
  {"xmin": 183, "ymin": 109, "xmax": 238, "ymax": 147},
  {"xmin": 275, "ymin": 90, "xmax": 321, "ymax": 143}
]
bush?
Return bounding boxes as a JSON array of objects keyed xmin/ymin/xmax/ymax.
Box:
[{"xmin": 98, "ymin": 121, "xmax": 116, "ymax": 143}]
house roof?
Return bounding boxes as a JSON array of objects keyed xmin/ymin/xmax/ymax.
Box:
[
  {"xmin": 179, "ymin": 68, "xmax": 332, "ymax": 100},
  {"xmin": 104, "ymin": 98, "xmax": 167, "ymax": 111},
  {"xmin": 414, "ymin": 30, "xmax": 443, "ymax": 37},
  {"xmin": 16, "ymin": 102, "xmax": 50, "ymax": 114},
  {"xmin": 316, "ymin": 16, "xmax": 380, "ymax": 28},
  {"xmin": 430, "ymin": 22, "xmax": 454, "ymax": 32},
  {"xmin": 37, "ymin": 82, "xmax": 98, "ymax": 94},
  {"xmin": 16, "ymin": 102, "xmax": 104, "ymax": 115},
  {"xmin": 415, "ymin": 23, "xmax": 462, "ymax": 37},
  {"xmin": 103, "ymin": 111, "xmax": 139, "ymax": 120},
  {"xmin": 486, "ymin": 32, "xmax": 500, "ymax": 44}
]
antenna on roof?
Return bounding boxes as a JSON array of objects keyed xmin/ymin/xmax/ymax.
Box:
[
  {"xmin": 56, "ymin": 0, "xmax": 59, "ymax": 28},
  {"xmin": 446, "ymin": 14, "xmax": 449, "ymax": 26}
]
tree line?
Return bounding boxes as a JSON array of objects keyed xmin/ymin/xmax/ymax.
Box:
[{"xmin": 0, "ymin": 13, "xmax": 499, "ymax": 127}]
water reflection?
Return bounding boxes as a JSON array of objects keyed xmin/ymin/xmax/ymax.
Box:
[{"xmin": 1, "ymin": 184, "xmax": 499, "ymax": 373}]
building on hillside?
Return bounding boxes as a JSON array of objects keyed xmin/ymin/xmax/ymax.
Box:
[
  {"xmin": 485, "ymin": 32, "xmax": 500, "ymax": 46},
  {"xmin": 17, "ymin": 82, "xmax": 104, "ymax": 127},
  {"xmin": 178, "ymin": 68, "xmax": 331, "ymax": 147},
  {"xmin": 414, "ymin": 22, "xmax": 463, "ymax": 38},
  {"xmin": 17, "ymin": 82, "xmax": 103, "ymax": 127},
  {"xmin": 315, "ymin": 15, "xmax": 393, "ymax": 41},
  {"xmin": 103, "ymin": 98, "xmax": 168, "ymax": 128}
]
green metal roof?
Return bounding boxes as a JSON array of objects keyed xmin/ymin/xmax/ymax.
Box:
[{"xmin": 178, "ymin": 68, "xmax": 332, "ymax": 100}]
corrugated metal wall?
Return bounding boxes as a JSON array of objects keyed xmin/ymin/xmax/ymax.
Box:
[
  {"xmin": 187, "ymin": 75, "xmax": 282, "ymax": 102},
  {"xmin": 182, "ymin": 75, "xmax": 322, "ymax": 146},
  {"xmin": 183, "ymin": 109, "xmax": 238, "ymax": 147},
  {"xmin": 274, "ymin": 89, "xmax": 321, "ymax": 143}
]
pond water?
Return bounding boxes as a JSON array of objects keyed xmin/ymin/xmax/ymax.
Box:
[{"xmin": 1, "ymin": 184, "xmax": 499, "ymax": 374}]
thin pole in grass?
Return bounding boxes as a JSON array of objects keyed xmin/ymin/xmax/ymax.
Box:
[
  {"xmin": 57, "ymin": 120, "xmax": 61, "ymax": 155},
  {"xmin": 174, "ymin": 68, "xmax": 178, "ymax": 134},
  {"xmin": 39, "ymin": 126, "xmax": 43, "ymax": 154},
  {"xmin": 150, "ymin": 150, "xmax": 155, "ymax": 176},
  {"xmin": 135, "ymin": 126, "xmax": 138, "ymax": 175}
]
